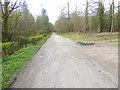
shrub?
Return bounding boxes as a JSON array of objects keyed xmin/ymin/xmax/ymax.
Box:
[
  {"xmin": 2, "ymin": 42, "xmax": 19, "ymax": 57},
  {"xmin": 28, "ymin": 35, "xmax": 44, "ymax": 44},
  {"xmin": 2, "ymin": 34, "xmax": 47, "ymax": 57},
  {"xmin": 16, "ymin": 36, "xmax": 29, "ymax": 47}
]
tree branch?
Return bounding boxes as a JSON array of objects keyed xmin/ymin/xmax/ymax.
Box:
[
  {"xmin": 7, "ymin": 0, "xmax": 24, "ymax": 17},
  {"xmin": 0, "ymin": 1, "xmax": 4, "ymax": 15}
]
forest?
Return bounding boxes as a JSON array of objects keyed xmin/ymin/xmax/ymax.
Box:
[
  {"xmin": 55, "ymin": 0, "xmax": 120, "ymax": 33},
  {"xmin": 0, "ymin": 0, "xmax": 120, "ymax": 89}
]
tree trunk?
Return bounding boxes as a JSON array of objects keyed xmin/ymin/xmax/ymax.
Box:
[
  {"xmin": 97, "ymin": 1, "xmax": 104, "ymax": 33},
  {"xmin": 67, "ymin": 2, "xmax": 71, "ymax": 32},
  {"xmin": 98, "ymin": 21, "xmax": 102, "ymax": 33},
  {"xmin": 118, "ymin": 1, "xmax": 120, "ymax": 31},
  {"xmin": 2, "ymin": 16, "xmax": 8, "ymax": 42},
  {"xmin": 2, "ymin": 1, "xmax": 9, "ymax": 42},
  {"xmin": 111, "ymin": 0, "xmax": 114, "ymax": 32},
  {"xmin": 109, "ymin": 5, "xmax": 112, "ymax": 32},
  {"xmin": 85, "ymin": 0, "xmax": 89, "ymax": 32},
  {"xmin": 67, "ymin": 2, "xmax": 70, "ymax": 20}
]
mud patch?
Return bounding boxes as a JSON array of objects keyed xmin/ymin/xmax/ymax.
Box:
[{"xmin": 77, "ymin": 42, "xmax": 95, "ymax": 45}]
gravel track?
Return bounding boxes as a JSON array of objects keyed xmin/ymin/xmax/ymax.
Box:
[{"xmin": 12, "ymin": 34, "xmax": 118, "ymax": 88}]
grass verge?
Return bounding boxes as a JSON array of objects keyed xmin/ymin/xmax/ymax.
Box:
[
  {"xmin": 58, "ymin": 32, "xmax": 118, "ymax": 42},
  {"xmin": 2, "ymin": 33, "xmax": 51, "ymax": 88}
]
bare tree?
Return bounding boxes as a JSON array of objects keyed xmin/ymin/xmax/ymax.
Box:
[
  {"xmin": 118, "ymin": 1, "xmax": 120, "ymax": 30},
  {"xmin": 85, "ymin": 0, "xmax": 89, "ymax": 32},
  {"xmin": 0, "ymin": 0, "xmax": 24, "ymax": 42},
  {"xmin": 111, "ymin": 0, "xmax": 115, "ymax": 32},
  {"xmin": 109, "ymin": 4, "xmax": 112, "ymax": 31},
  {"xmin": 67, "ymin": 1, "xmax": 70, "ymax": 20},
  {"xmin": 66, "ymin": 1, "xmax": 72, "ymax": 32},
  {"xmin": 75, "ymin": 2, "xmax": 77, "ymax": 14}
]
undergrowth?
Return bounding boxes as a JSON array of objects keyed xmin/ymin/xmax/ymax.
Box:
[{"xmin": 2, "ymin": 33, "xmax": 51, "ymax": 88}]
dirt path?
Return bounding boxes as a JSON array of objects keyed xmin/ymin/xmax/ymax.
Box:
[{"xmin": 12, "ymin": 34, "xmax": 118, "ymax": 88}]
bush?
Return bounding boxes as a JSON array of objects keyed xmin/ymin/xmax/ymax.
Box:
[
  {"xmin": 2, "ymin": 34, "xmax": 47, "ymax": 57},
  {"xmin": 28, "ymin": 35, "xmax": 44, "ymax": 44},
  {"xmin": 15, "ymin": 36, "xmax": 29, "ymax": 47},
  {"xmin": 2, "ymin": 42, "xmax": 19, "ymax": 57}
]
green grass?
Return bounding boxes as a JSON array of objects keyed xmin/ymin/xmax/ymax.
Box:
[
  {"xmin": 2, "ymin": 34, "xmax": 51, "ymax": 88},
  {"xmin": 107, "ymin": 39, "xmax": 118, "ymax": 43},
  {"xmin": 0, "ymin": 43, "xmax": 2, "ymax": 47},
  {"xmin": 58, "ymin": 32, "xmax": 118, "ymax": 42},
  {"xmin": 113, "ymin": 44, "xmax": 120, "ymax": 46},
  {"xmin": 59, "ymin": 34, "xmax": 80, "ymax": 41}
]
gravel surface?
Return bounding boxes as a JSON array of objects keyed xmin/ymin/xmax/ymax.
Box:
[{"xmin": 12, "ymin": 34, "xmax": 118, "ymax": 88}]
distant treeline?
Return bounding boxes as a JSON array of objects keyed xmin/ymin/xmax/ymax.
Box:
[{"xmin": 55, "ymin": 0, "xmax": 120, "ymax": 33}]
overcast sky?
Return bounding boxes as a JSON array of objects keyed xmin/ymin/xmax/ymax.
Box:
[{"xmin": 25, "ymin": 0, "xmax": 118, "ymax": 24}]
